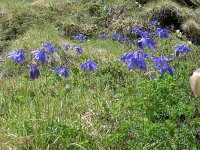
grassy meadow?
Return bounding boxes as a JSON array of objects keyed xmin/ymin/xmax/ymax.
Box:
[{"xmin": 0, "ymin": 0, "xmax": 200, "ymax": 149}]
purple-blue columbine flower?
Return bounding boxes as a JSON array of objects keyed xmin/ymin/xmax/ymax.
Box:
[
  {"xmin": 121, "ymin": 50, "xmax": 150, "ymax": 62},
  {"xmin": 132, "ymin": 27, "xmax": 149, "ymax": 37},
  {"xmin": 54, "ymin": 66, "xmax": 70, "ymax": 78},
  {"xmin": 63, "ymin": 44, "xmax": 70, "ymax": 51},
  {"xmin": 136, "ymin": 36, "xmax": 155, "ymax": 50},
  {"xmin": 73, "ymin": 34, "xmax": 86, "ymax": 42},
  {"xmin": 148, "ymin": 25, "xmax": 154, "ymax": 30},
  {"xmin": 6, "ymin": 48, "xmax": 26, "ymax": 63},
  {"xmin": 152, "ymin": 20, "xmax": 159, "ymax": 26},
  {"xmin": 73, "ymin": 45, "xmax": 83, "ymax": 54},
  {"xmin": 128, "ymin": 56, "xmax": 147, "ymax": 71},
  {"xmin": 44, "ymin": 42, "xmax": 58, "ymax": 53},
  {"xmin": 99, "ymin": 34, "xmax": 107, "ymax": 39},
  {"xmin": 128, "ymin": 51, "xmax": 147, "ymax": 71},
  {"xmin": 132, "ymin": 27, "xmax": 142, "ymax": 36},
  {"xmin": 152, "ymin": 56, "xmax": 174, "ymax": 76},
  {"xmin": 154, "ymin": 28, "xmax": 169, "ymax": 38},
  {"xmin": 121, "ymin": 50, "xmax": 149, "ymax": 71},
  {"xmin": 30, "ymin": 63, "xmax": 40, "ymax": 80},
  {"xmin": 31, "ymin": 48, "xmax": 49, "ymax": 65},
  {"xmin": 81, "ymin": 60, "xmax": 98, "ymax": 72},
  {"xmin": 174, "ymin": 45, "xmax": 191, "ymax": 57},
  {"xmin": 120, "ymin": 53, "xmax": 134, "ymax": 62},
  {"xmin": 111, "ymin": 33, "xmax": 123, "ymax": 40}
]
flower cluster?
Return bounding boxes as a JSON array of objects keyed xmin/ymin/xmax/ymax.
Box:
[
  {"xmin": 121, "ymin": 21, "xmax": 191, "ymax": 76},
  {"xmin": 5, "ymin": 23, "xmax": 191, "ymax": 82},
  {"xmin": 5, "ymin": 39, "xmax": 98, "ymax": 80}
]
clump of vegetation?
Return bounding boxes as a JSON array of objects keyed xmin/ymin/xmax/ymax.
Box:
[
  {"xmin": 62, "ymin": 23, "xmax": 99, "ymax": 38},
  {"xmin": 181, "ymin": 19, "xmax": 200, "ymax": 44},
  {"xmin": 110, "ymin": 16, "xmax": 139, "ymax": 37}
]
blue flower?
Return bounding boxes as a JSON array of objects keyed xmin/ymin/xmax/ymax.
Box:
[
  {"xmin": 6, "ymin": 48, "xmax": 26, "ymax": 63},
  {"xmin": 111, "ymin": 33, "xmax": 123, "ymax": 40},
  {"xmin": 128, "ymin": 51, "xmax": 147, "ymax": 71},
  {"xmin": 73, "ymin": 34, "xmax": 86, "ymax": 42},
  {"xmin": 81, "ymin": 60, "xmax": 98, "ymax": 72},
  {"xmin": 132, "ymin": 27, "xmax": 142, "ymax": 35},
  {"xmin": 73, "ymin": 45, "xmax": 83, "ymax": 54},
  {"xmin": 128, "ymin": 57, "xmax": 147, "ymax": 71},
  {"xmin": 30, "ymin": 63, "xmax": 40, "ymax": 80},
  {"xmin": 44, "ymin": 42, "xmax": 58, "ymax": 53},
  {"xmin": 99, "ymin": 34, "xmax": 107, "ymax": 39},
  {"xmin": 148, "ymin": 25, "xmax": 154, "ymax": 30},
  {"xmin": 152, "ymin": 56, "xmax": 174, "ymax": 76},
  {"xmin": 132, "ymin": 27, "xmax": 149, "ymax": 37},
  {"xmin": 5, "ymin": 50, "xmax": 17, "ymax": 58},
  {"xmin": 121, "ymin": 50, "xmax": 149, "ymax": 71},
  {"xmin": 121, "ymin": 50, "xmax": 150, "ymax": 62},
  {"xmin": 174, "ymin": 45, "xmax": 191, "ymax": 57},
  {"xmin": 152, "ymin": 20, "xmax": 159, "ymax": 26},
  {"xmin": 120, "ymin": 53, "xmax": 134, "ymax": 62},
  {"xmin": 63, "ymin": 44, "xmax": 70, "ymax": 51},
  {"xmin": 154, "ymin": 28, "xmax": 169, "ymax": 38},
  {"xmin": 54, "ymin": 66, "xmax": 70, "ymax": 78},
  {"xmin": 136, "ymin": 37, "xmax": 155, "ymax": 50},
  {"xmin": 31, "ymin": 48, "xmax": 49, "ymax": 65}
]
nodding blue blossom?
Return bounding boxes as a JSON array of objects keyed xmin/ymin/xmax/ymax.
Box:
[
  {"xmin": 152, "ymin": 20, "xmax": 159, "ymax": 26},
  {"xmin": 120, "ymin": 53, "xmax": 134, "ymax": 62},
  {"xmin": 73, "ymin": 34, "xmax": 86, "ymax": 42},
  {"xmin": 44, "ymin": 42, "xmax": 58, "ymax": 53},
  {"xmin": 54, "ymin": 66, "xmax": 70, "ymax": 78},
  {"xmin": 73, "ymin": 45, "xmax": 83, "ymax": 54},
  {"xmin": 99, "ymin": 34, "xmax": 107, "ymax": 39},
  {"xmin": 154, "ymin": 28, "xmax": 169, "ymax": 38},
  {"xmin": 132, "ymin": 27, "xmax": 149, "ymax": 37},
  {"xmin": 30, "ymin": 63, "xmax": 40, "ymax": 80},
  {"xmin": 6, "ymin": 48, "xmax": 26, "ymax": 63},
  {"xmin": 148, "ymin": 25, "xmax": 154, "ymax": 30},
  {"xmin": 63, "ymin": 44, "xmax": 70, "ymax": 51},
  {"xmin": 152, "ymin": 56, "xmax": 174, "ymax": 76},
  {"xmin": 31, "ymin": 48, "xmax": 49, "ymax": 65},
  {"xmin": 81, "ymin": 60, "xmax": 98, "ymax": 72},
  {"xmin": 132, "ymin": 27, "xmax": 142, "ymax": 36},
  {"xmin": 111, "ymin": 33, "xmax": 123, "ymax": 40},
  {"xmin": 174, "ymin": 45, "xmax": 191, "ymax": 57},
  {"xmin": 121, "ymin": 50, "xmax": 150, "ymax": 62},
  {"xmin": 121, "ymin": 50, "xmax": 149, "ymax": 71},
  {"xmin": 136, "ymin": 36, "xmax": 155, "ymax": 50}
]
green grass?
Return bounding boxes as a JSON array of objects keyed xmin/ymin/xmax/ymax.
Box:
[{"xmin": 1, "ymin": 0, "xmax": 200, "ymax": 149}]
